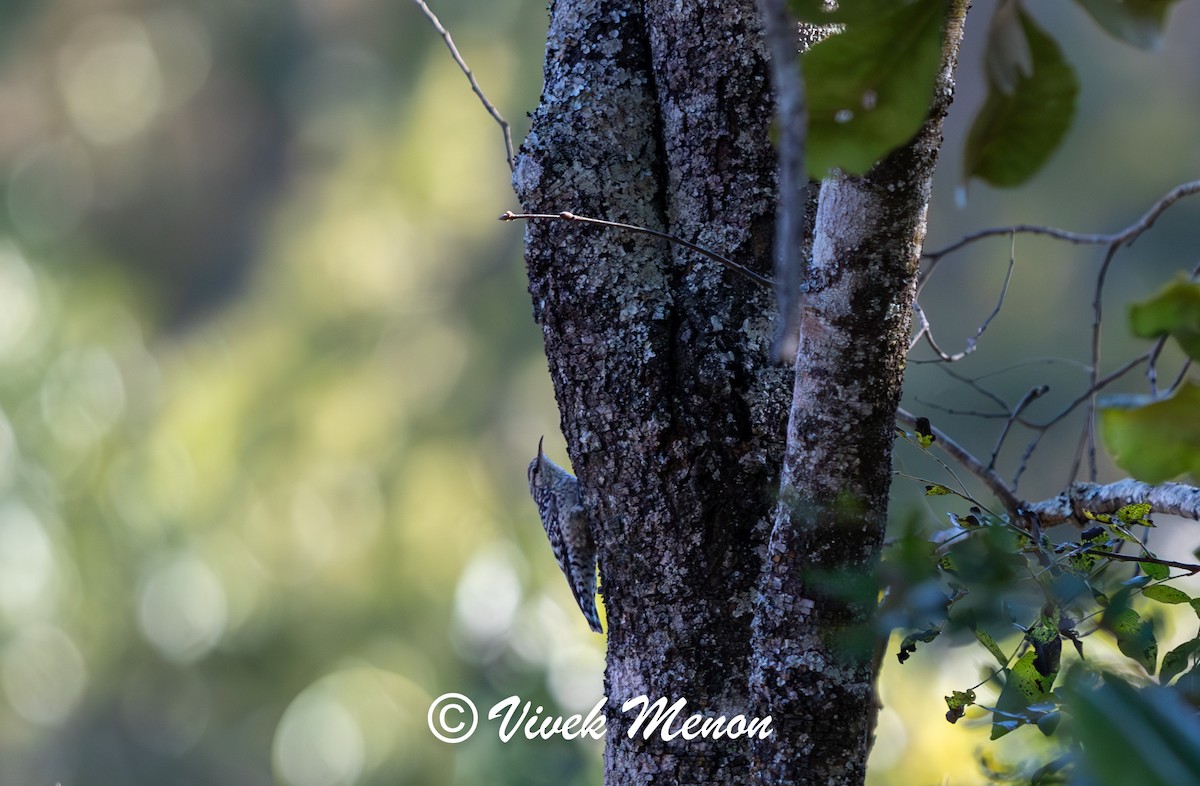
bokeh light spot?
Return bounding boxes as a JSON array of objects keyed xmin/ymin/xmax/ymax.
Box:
[
  {"xmin": 57, "ymin": 15, "xmax": 164, "ymax": 145},
  {"xmin": 0, "ymin": 501, "xmax": 57, "ymax": 620},
  {"xmin": 40, "ymin": 347, "xmax": 126, "ymax": 453},
  {"xmin": 137, "ymin": 553, "xmax": 228, "ymax": 663},
  {"xmin": 0, "ymin": 244, "xmax": 41, "ymax": 360},
  {"xmin": 1, "ymin": 625, "xmax": 86, "ymax": 727},
  {"xmin": 548, "ymin": 643, "xmax": 604, "ymax": 715},
  {"xmin": 273, "ymin": 685, "xmax": 365, "ymax": 786},
  {"xmin": 452, "ymin": 546, "xmax": 522, "ymax": 648}
]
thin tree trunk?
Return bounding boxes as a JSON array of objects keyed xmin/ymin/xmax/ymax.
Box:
[
  {"xmin": 748, "ymin": 7, "xmax": 970, "ymax": 784},
  {"xmin": 515, "ymin": 1, "xmax": 968, "ymax": 783}
]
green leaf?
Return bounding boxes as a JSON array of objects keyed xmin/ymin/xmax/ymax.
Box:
[
  {"xmin": 1191, "ymin": 598, "xmax": 1200, "ymax": 620},
  {"xmin": 1129, "ymin": 277, "xmax": 1200, "ymax": 362},
  {"xmin": 991, "ymin": 651, "xmax": 1056, "ymax": 739},
  {"xmin": 803, "ymin": 0, "xmax": 948, "ymax": 178},
  {"xmin": 1142, "ymin": 559, "xmax": 1170, "ymax": 581},
  {"xmin": 964, "ymin": 9, "xmax": 1079, "ymax": 187},
  {"xmin": 1104, "ymin": 606, "xmax": 1158, "ymax": 674},
  {"xmin": 1073, "ymin": 0, "xmax": 1184, "ymax": 50},
  {"xmin": 974, "ymin": 626, "xmax": 1009, "ymax": 667},
  {"xmin": 1100, "ymin": 382, "xmax": 1200, "ymax": 483},
  {"xmin": 1162, "ymin": 638, "xmax": 1200, "ymax": 684},
  {"xmin": 1144, "ymin": 585, "xmax": 1191, "ymax": 605}
]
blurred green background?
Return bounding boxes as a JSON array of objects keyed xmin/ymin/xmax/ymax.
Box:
[{"xmin": 0, "ymin": 1, "xmax": 1196, "ymax": 784}]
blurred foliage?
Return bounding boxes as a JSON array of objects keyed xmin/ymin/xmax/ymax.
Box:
[
  {"xmin": 1059, "ymin": 669, "xmax": 1200, "ymax": 786},
  {"xmin": 0, "ymin": 0, "xmax": 605, "ymax": 784}
]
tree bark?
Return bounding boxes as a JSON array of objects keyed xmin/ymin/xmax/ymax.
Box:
[{"xmin": 514, "ymin": 1, "xmax": 967, "ymax": 783}]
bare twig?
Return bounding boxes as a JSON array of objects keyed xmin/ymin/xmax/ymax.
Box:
[
  {"xmin": 893, "ymin": 470, "xmax": 987, "ymax": 511},
  {"xmin": 1013, "ymin": 353, "xmax": 1149, "ymax": 488},
  {"xmin": 499, "ymin": 210, "xmax": 774, "ymax": 287},
  {"xmin": 987, "ymin": 384, "xmax": 1048, "ymax": 472},
  {"xmin": 922, "ymin": 179, "xmax": 1200, "ymax": 265},
  {"xmin": 911, "ymin": 253, "xmax": 1014, "ymax": 362},
  {"xmin": 1079, "ymin": 243, "xmax": 1122, "ymax": 483},
  {"xmin": 920, "ymin": 183, "xmax": 1200, "ymax": 489},
  {"xmin": 756, "ymin": 0, "xmax": 809, "ymax": 363},
  {"xmin": 1087, "ymin": 550, "xmax": 1200, "ymax": 575},
  {"xmin": 413, "ymin": 0, "xmax": 515, "ymax": 171}
]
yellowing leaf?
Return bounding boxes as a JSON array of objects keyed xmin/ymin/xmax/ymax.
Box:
[
  {"xmin": 1129, "ymin": 277, "xmax": 1200, "ymax": 362},
  {"xmin": 1100, "ymin": 383, "xmax": 1200, "ymax": 483}
]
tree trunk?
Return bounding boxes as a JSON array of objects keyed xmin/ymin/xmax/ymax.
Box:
[{"xmin": 514, "ymin": 1, "xmax": 967, "ymax": 783}]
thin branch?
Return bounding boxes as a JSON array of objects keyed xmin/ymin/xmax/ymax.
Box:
[
  {"xmin": 911, "ymin": 252, "xmax": 1014, "ymax": 362},
  {"xmin": 987, "ymin": 384, "xmax": 1048, "ymax": 472},
  {"xmin": 1167, "ymin": 359, "xmax": 1193, "ymax": 395},
  {"xmin": 923, "ymin": 179, "xmax": 1200, "ymax": 263},
  {"xmin": 893, "ymin": 469, "xmax": 987, "ymax": 511},
  {"xmin": 413, "ymin": 0, "xmax": 515, "ymax": 171},
  {"xmin": 1080, "ymin": 243, "xmax": 1122, "ymax": 483},
  {"xmin": 915, "ymin": 363, "xmax": 1039, "ymax": 430},
  {"xmin": 1035, "ymin": 354, "xmax": 1148, "ymax": 433},
  {"xmin": 756, "ymin": 0, "xmax": 809, "ymax": 363},
  {"xmin": 911, "ymin": 398, "xmax": 1011, "ymax": 419},
  {"xmin": 1088, "ymin": 549, "xmax": 1200, "ymax": 575},
  {"xmin": 1013, "ymin": 353, "xmax": 1148, "ymax": 488},
  {"xmin": 499, "ymin": 210, "xmax": 774, "ymax": 287}
]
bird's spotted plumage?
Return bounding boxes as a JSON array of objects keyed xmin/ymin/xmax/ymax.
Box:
[{"xmin": 527, "ymin": 437, "xmax": 602, "ymax": 633}]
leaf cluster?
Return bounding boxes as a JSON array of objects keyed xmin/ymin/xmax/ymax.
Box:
[{"xmin": 787, "ymin": 0, "xmax": 1184, "ymax": 185}]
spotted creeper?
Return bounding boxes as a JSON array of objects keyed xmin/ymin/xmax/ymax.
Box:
[{"xmin": 527, "ymin": 436, "xmax": 603, "ymax": 633}]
